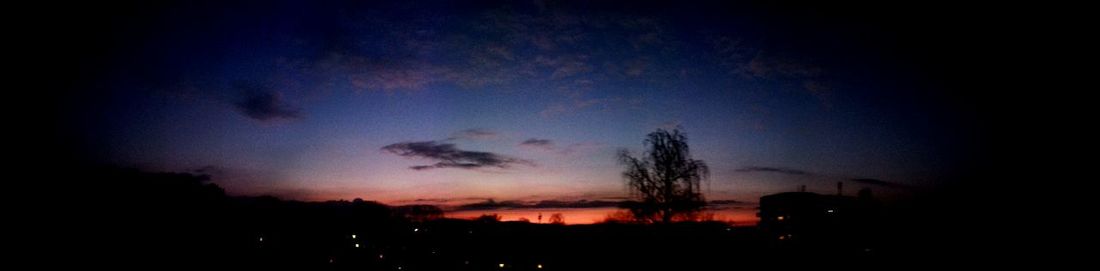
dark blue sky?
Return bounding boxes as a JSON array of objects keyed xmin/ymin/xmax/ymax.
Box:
[{"xmin": 62, "ymin": 0, "xmax": 978, "ymax": 207}]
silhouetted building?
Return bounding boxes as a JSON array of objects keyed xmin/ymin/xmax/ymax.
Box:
[{"xmin": 757, "ymin": 187, "xmax": 879, "ymax": 248}]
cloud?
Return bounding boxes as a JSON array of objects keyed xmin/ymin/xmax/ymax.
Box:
[
  {"xmin": 324, "ymin": 55, "xmax": 452, "ymax": 92},
  {"xmin": 708, "ymin": 199, "xmax": 749, "ymax": 205},
  {"xmin": 518, "ymin": 138, "xmax": 604, "ymax": 156},
  {"xmin": 744, "ymin": 51, "xmax": 821, "ymax": 79},
  {"xmin": 734, "ymin": 166, "xmax": 812, "ymax": 176},
  {"xmin": 381, "ymin": 141, "xmax": 534, "ymax": 171},
  {"xmin": 297, "ymin": 4, "xmax": 682, "ymax": 100},
  {"xmin": 706, "ymin": 199, "xmax": 756, "ymax": 210},
  {"xmin": 353, "ymin": 65, "xmax": 445, "ymax": 91},
  {"xmin": 519, "ymin": 138, "xmax": 554, "ymax": 149},
  {"xmin": 448, "ymin": 128, "xmax": 500, "ymax": 141},
  {"xmin": 734, "ymin": 166, "xmax": 913, "ymax": 189},
  {"xmin": 191, "ymin": 165, "xmax": 225, "ymax": 176},
  {"xmin": 532, "ymin": 200, "xmax": 622, "ymax": 209},
  {"xmin": 233, "ymin": 85, "xmax": 301, "ymax": 122},
  {"xmin": 535, "ymin": 55, "xmax": 593, "ymax": 79},
  {"xmin": 710, "ymin": 36, "xmax": 831, "ymax": 108},
  {"xmin": 539, "ymin": 97, "xmax": 640, "ymax": 118},
  {"xmin": 388, "ymin": 197, "xmax": 489, "ymax": 206},
  {"xmin": 454, "ymin": 198, "xmax": 623, "ymax": 211},
  {"xmin": 850, "ymin": 178, "xmax": 911, "ymax": 189},
  {"xmin": 623, "ymin": 58, "xmax": 650, "ymax": 77},
  {"xmin": 453, "ymin": 199, "xmax": 525, "ymax": 211}
]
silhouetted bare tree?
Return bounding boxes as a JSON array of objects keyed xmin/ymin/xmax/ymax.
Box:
[
  {"xmin": 618, "ymin": 128, "xmax": 709, "ymax": 223},
  {"xmin": 548, "ymin": 213, "xmax": 565, "ymax": 224},
  {"xmin": 475, "ymin": 213, "xmax": 502, "ymax": 222}
]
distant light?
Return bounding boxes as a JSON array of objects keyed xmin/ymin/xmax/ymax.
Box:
[
  {"xmin": 414, "ymin": 228, "xmax": 419, "ymax": 232},
  {"xmin": 777, "ymin": 216, "xmax": 785, "ymax": 221},
  {"xmin": 259, "ymin": 237, "xmax": 263, "ymax": 242},
  {"xmin": 355, "ymin": 243, "xmax": 360, "ymax": 248},
  {"xmin": 499, "ymin": 263, "xmax": 505, "ymax": 268},
  {"xmin": 397, "ymin": 266, "xmax": 402, "ymax": 270},
  {"xmin": 351, "ymin": 234, "xmax": 357, "ymax": 239},
  {"xmin": 537, "ymin": 264, "xmax": 544, "ymax": 269},
  {"xmin": 379, "ymin": 254, "xmax": 384, "ymax": 259},
  {"xmin": 827, "ymin": 209, "xmax": 835, "ymax": 213}
]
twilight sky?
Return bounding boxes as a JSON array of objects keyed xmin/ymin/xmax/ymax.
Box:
[{"xmin": 62, "ymin": 0, "xmax": 980, "ymax": 222}]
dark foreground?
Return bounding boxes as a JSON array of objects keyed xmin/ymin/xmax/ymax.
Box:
[{"xmin": 66, "ymin": 167, "xmax": 975, "ymax": 270}]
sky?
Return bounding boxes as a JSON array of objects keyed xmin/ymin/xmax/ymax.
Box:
[{"xmin": 59, "ymin": 0, "xmax": 981, "ymax": 224}]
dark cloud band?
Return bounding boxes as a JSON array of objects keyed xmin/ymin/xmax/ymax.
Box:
[
  {"xmin": 382, "ymin": 140, "xmax": 533, "ymax": 171},
  {"xmin": 735, "ymin": 166, "xmax": 811, "ymax": 176},
  {"xmin": 233, "ymin": 84, "xmax": 301, "ymax": 122}
]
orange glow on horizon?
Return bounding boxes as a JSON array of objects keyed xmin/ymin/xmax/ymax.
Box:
[{"xmin": 445, "ymin": 207, "xmax": 759, "ymax": 225}]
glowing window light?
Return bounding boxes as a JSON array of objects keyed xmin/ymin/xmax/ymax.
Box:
[
  {"xmin": 355, "ymin": 243, "xmax": 360, "ymax": 248},
  {"xmin": 777, "ymin": 216, "xmax": 785, "ymax": 221},
  {"xmin": 827, "ymin": 209, "xmax": 835, "ymax": 213},
  {"xmin": 351, "ymin": 234, "xmax": 357, "ymax": 239},
  {"xmin": 258, "ymin": 237, "xmax": 263, "ymax": 242},
  {"xmin": 414, "ymin": 228, "xmax": 419, "ymax": 232},
  {"xmin": 499, "ymin": 263, "xmax": 505, "ymax": 268},
  {"xmin": 537, "ymin": 264, "xmax": 544, "ymax": 269},
  {"xmin": 379, "ymin": 254, "xmax": 384, "ymax": 259}
]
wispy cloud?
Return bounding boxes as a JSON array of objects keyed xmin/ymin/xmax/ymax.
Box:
[
  {"xmin": 519, "ymin": 138, "xmax": 555, "ymax": 150},
  {"xmin": 539, "ymin": 97, "xmax": 641, "ymax": 118},
  {"xmin": 536, "ymin": 55, "xmax": 593, "ymax": 79},
  {"xmin": 706, "ymin": 199, "xmax": 756, "ymax": 210},
  {"xmin": 381, "ymin": 141, "xmax": 534, "ymax": 171},
  {"xmin": 190, "ymin": 165, "xmax": 226, "ymax": 176},
  {"xmin": 454, "ymin": 198, "xmax": 623, "ymax": 211},
  {"xmin": 518, "ymin": 138, "xmax": 604, "ymax": 156},
  {"xmin": 735, "ymin": 166, "xmax": 914, "ymax": 189},
  {"xmin": 710, "ymin": 36, "xmax": 831, "ymax": 108},
  {"xmin": 295, "ymin": 5, "xmax": 677, "ymax": 108},
  {"xmin": 233, "ymin": 84, "xmax": 301, "ymax": 122},
  {"xmin": 389, "ymin": 197, "xmax": 489, "ymax": 206},
  {"xmin": 734, "ymin": 166, "xmax": 812, "ymax": 176},
  {"xmin": 709, "ymin": 199, "xmax": 750, "ymax": 205},
  {"xmin": 744, "ymin": 51, "xmax": 821, "ymax": 79},
  {"xmin": 451, "ymin": 198, "xmax": 750, "ymax": 211},
  {"xmin": 623, "ymin": 58, "xmax": 650, "ymax": 77},
  {"xmin": 850, "ymin": 178, "xmax": 911, "ymax": 189}
]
